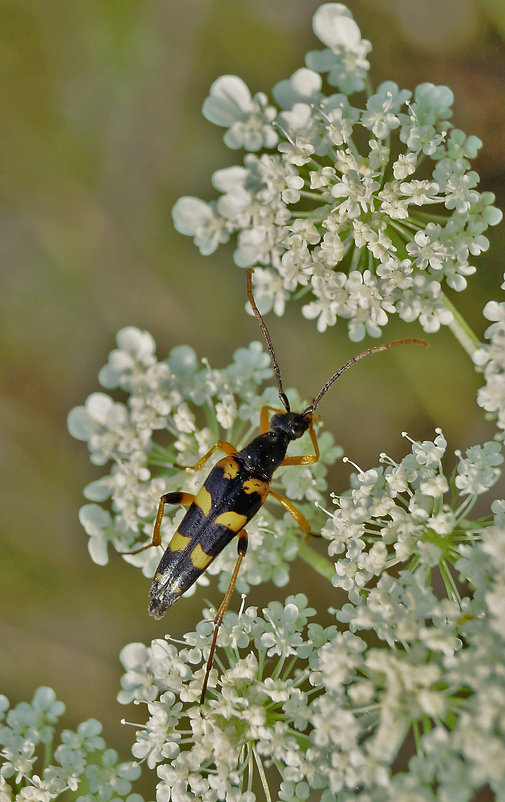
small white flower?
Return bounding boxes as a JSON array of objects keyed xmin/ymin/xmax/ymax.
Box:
[
  {"xmin": 172, "ymin": 196, "xmax": 229, "ymax": 255},
  {"xmin": 273, "ymin": 68, "xmax": 323, "ymax": 109},
  {"xmin": 474, "ymin": 281, "xmax": 505, "ymax": 440},
  {"xmin": 99, "ymin": 327, "xmax": 157, "ymax": 390},
  {"xmin": 306, "ymin": 4, "xmax": 372, "ymax": 94},
  {"xmin": 361, "ymin": 81, "xmax": 410, "ymax": 139},
  {"xmin": 203, "ymin": 75, "xmax": 278, "ymax": 151},
  {"xmin": 455, "ymin": 442, "xmax": 503, "ymax": 495},
  {"xmin": 172, "ymin": 403, "xmax": 196, "ymax": 434},
  {"xmin": 215, "ymin": 393, "xmax": 237, "ymax": 430},
  {"xmin": 78, "ymin": 504, "xmax": 114, "ymax": 565}
]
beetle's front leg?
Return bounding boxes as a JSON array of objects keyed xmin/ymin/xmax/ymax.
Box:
[
  {"xmin": 175, "ymin": 440, "xmax": 237, "ymax": 471},
  {"xmin": 281, "ymin": 420, "xmax": 320, "ymax": 466},
  {"xmin": 259, "ymin": 405, "xmax": 286, "ymax": 434}
]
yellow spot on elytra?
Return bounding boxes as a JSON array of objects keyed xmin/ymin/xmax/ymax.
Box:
[
  {"xmin": 194, "ymin": 486, "xmax": 212, "ymax": 516},
  {"xmin": 219, "ymin": 456, "xmax": 240, "ymax": 480},
  {"xmin": 243, "ymin": 477, "xmax": 269, "ymax": 501},
  {"xmin": 190, "ymin": 543, "xmax": 214, "ymax": 570},
  {"xmin": 215, "ymin": 510, "xmax": 248, "ymax": 531},
  {"xmin": 168, "ymin": 531, "xmax": 191, "ymax": 552},
  {"xmin": 155, "ymin": 571, "xmax": 163, "ymax": 583}
]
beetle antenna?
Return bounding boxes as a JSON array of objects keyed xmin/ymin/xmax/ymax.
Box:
[
  {"xmin": 247, "ymin": 268, "xmax": 290, "ymax": 412},
  {"xmin": 302, "ymin": 338, "xmax": 429, "ymax": 414}
]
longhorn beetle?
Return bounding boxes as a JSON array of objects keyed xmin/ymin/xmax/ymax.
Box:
[{"xmin": 131, "ymin": 268, "xmax": 427, "ymax": 704}]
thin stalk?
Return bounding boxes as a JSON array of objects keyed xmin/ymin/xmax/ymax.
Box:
[
  {"xmin": 271, "ymin": 655, "xmax": 287, "ymax": 681},
  {"xmin": 439, "ymin": 558, "xmax": 462, "ymax": 608},
  {"xmin": 297, "ymin": 538, "xmax": 335, "ymax": 581},
  {"xmin": 298, "ymin": 190, "xmax": 326, "ymax": 201},
  {"xmin": 412, "ymin": 720, "xmax": 423, "ymax": 756},
  {"xmin": 281, "ymin": 655, "xmax": 299, "ymax": 682},
  {"xmin": 43, "ymin": 741, "xmax": 53, "ymax": 770},
  {"xmin": 441, "ymin": 292, "xmax": 481, "ymax": 358},
  {"xmin": 252, "ymin": 746, "xmax": 272, "ymax": 802},
  {"xmin": 453, "ymin": 494, "xmax": 477, "ymax": 524},
  {"xmin": 247, "ymin": 746, "xmax": 254, "ymax": 793}
]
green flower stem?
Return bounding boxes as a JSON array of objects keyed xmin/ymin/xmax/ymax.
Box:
[
  {"xmin": 43, "ymin": 740, "xmax": 53, "ymax": 770},
  {"xmin": 297, "ymin": 538, "xmax": 335, "ymax": 581},
  {"xmin": 441, "ymin": 292, "xmax": 481, "ymax": 358},
  {"xmin": 253, "ymin": 746, "xmax": 272, "ymax": 802}
]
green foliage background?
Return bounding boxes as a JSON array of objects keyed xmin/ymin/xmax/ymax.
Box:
[{"xmin": 1, "ymin": 0, "xmax": 504, "ymax": 759}]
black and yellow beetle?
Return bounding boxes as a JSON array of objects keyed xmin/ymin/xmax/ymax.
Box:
[{"xmin": 132, "ymin": 268, "xmax": 427, "ymax": 703}]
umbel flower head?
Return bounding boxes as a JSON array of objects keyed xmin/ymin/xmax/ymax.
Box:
[
  {"xmin": 172, "ymin": 3, "xmax": 501, "ymax": 341},
  {"xmin": 474, "ymin": 273, "xmax": 505, "ymax": 439},
  {"xmin": 324, "ymin": 429, "xmax": 503, "ymax": 605},
  {"xmin": 117, "ymin": 433, "xmax": 505, "ymax": 801},
  {"xmin": 67, "ymin": 326, "xmax": 340, "ymax": 593},
  {"xmin": 0, "ymin": 686, "xmax": 142, "ymax": 801}
]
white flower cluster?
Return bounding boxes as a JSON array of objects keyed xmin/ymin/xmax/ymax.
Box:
[
  {"xmin": 118, "ymin": 484, "xmax": 505, "ymax": 801},
  {"xmin": 119, "ymin": 595, "xmax": 322, "ymax": 802},
  {"xmin": 61, "ymin": 5, "xmax": 505, "ymax": 800},
  {"xmin": 68, "ymin": 326, "xmax": 340, "ymax": 590},
  {"xmin": 172, "ymin": 3, "xmax": 502, "ymax": 340},
  {"xmin": 0, "ymin": 687, "xmax": 142, "ymax": 801},
  {"xmin": 474, "ymin": 274, "xmax": 505, "ymax": 438},
  {"xmin": 325, "ymin": 429, "xmax": 503, "ymax": 603}
]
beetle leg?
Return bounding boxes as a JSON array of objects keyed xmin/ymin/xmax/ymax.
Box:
[
  {"xmin": 267, "ymin": 488, "xmax": 313, "ymax": 533},
  {"xmin": 175, "ymin": 440, "xmax": 237, "ymax": 471},
  {"xmin": 119, "ymin": 491, "xmax": 194, "ymax": 555},
  {"xmin": 267, "ymin": 488, "xmax": 322, "ymax": 540},
  {"xmin": 281, "ymin": 420, "xmax": 320, "ymax": 466},
  {"xmin": 200, "ymin": 528, "xmax": 248, "ymax": 705},
  {"xmin": 259, "ymin": 405, "xmax": 286, "ymax": 434}
]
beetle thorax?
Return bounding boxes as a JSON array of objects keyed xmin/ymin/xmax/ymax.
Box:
[{"xmin": 238, "ymin": 411, "xmax": 312, "ymax": 482}]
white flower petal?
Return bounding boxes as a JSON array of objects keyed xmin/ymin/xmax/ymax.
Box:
[
  {"xmin": 202, "ymin": 75, "xmax": 252, "ymax": 126},
  {"xmin": 312, "ymin": 4, "xmax": 361, "ymax": 50}
]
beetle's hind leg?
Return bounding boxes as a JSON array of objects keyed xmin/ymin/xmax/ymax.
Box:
[
  {"xmin": 119, "ymin": 491, "xmax": 195, "ymax": 555},
  {"xmin": 199, "ymin": 528, "xmax": 248, "ymax": 705}
]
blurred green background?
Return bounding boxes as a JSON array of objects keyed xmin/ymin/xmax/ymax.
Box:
[{"xmin": 1, "ymin": 0, "xmax": 505, "ymax": 767}]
